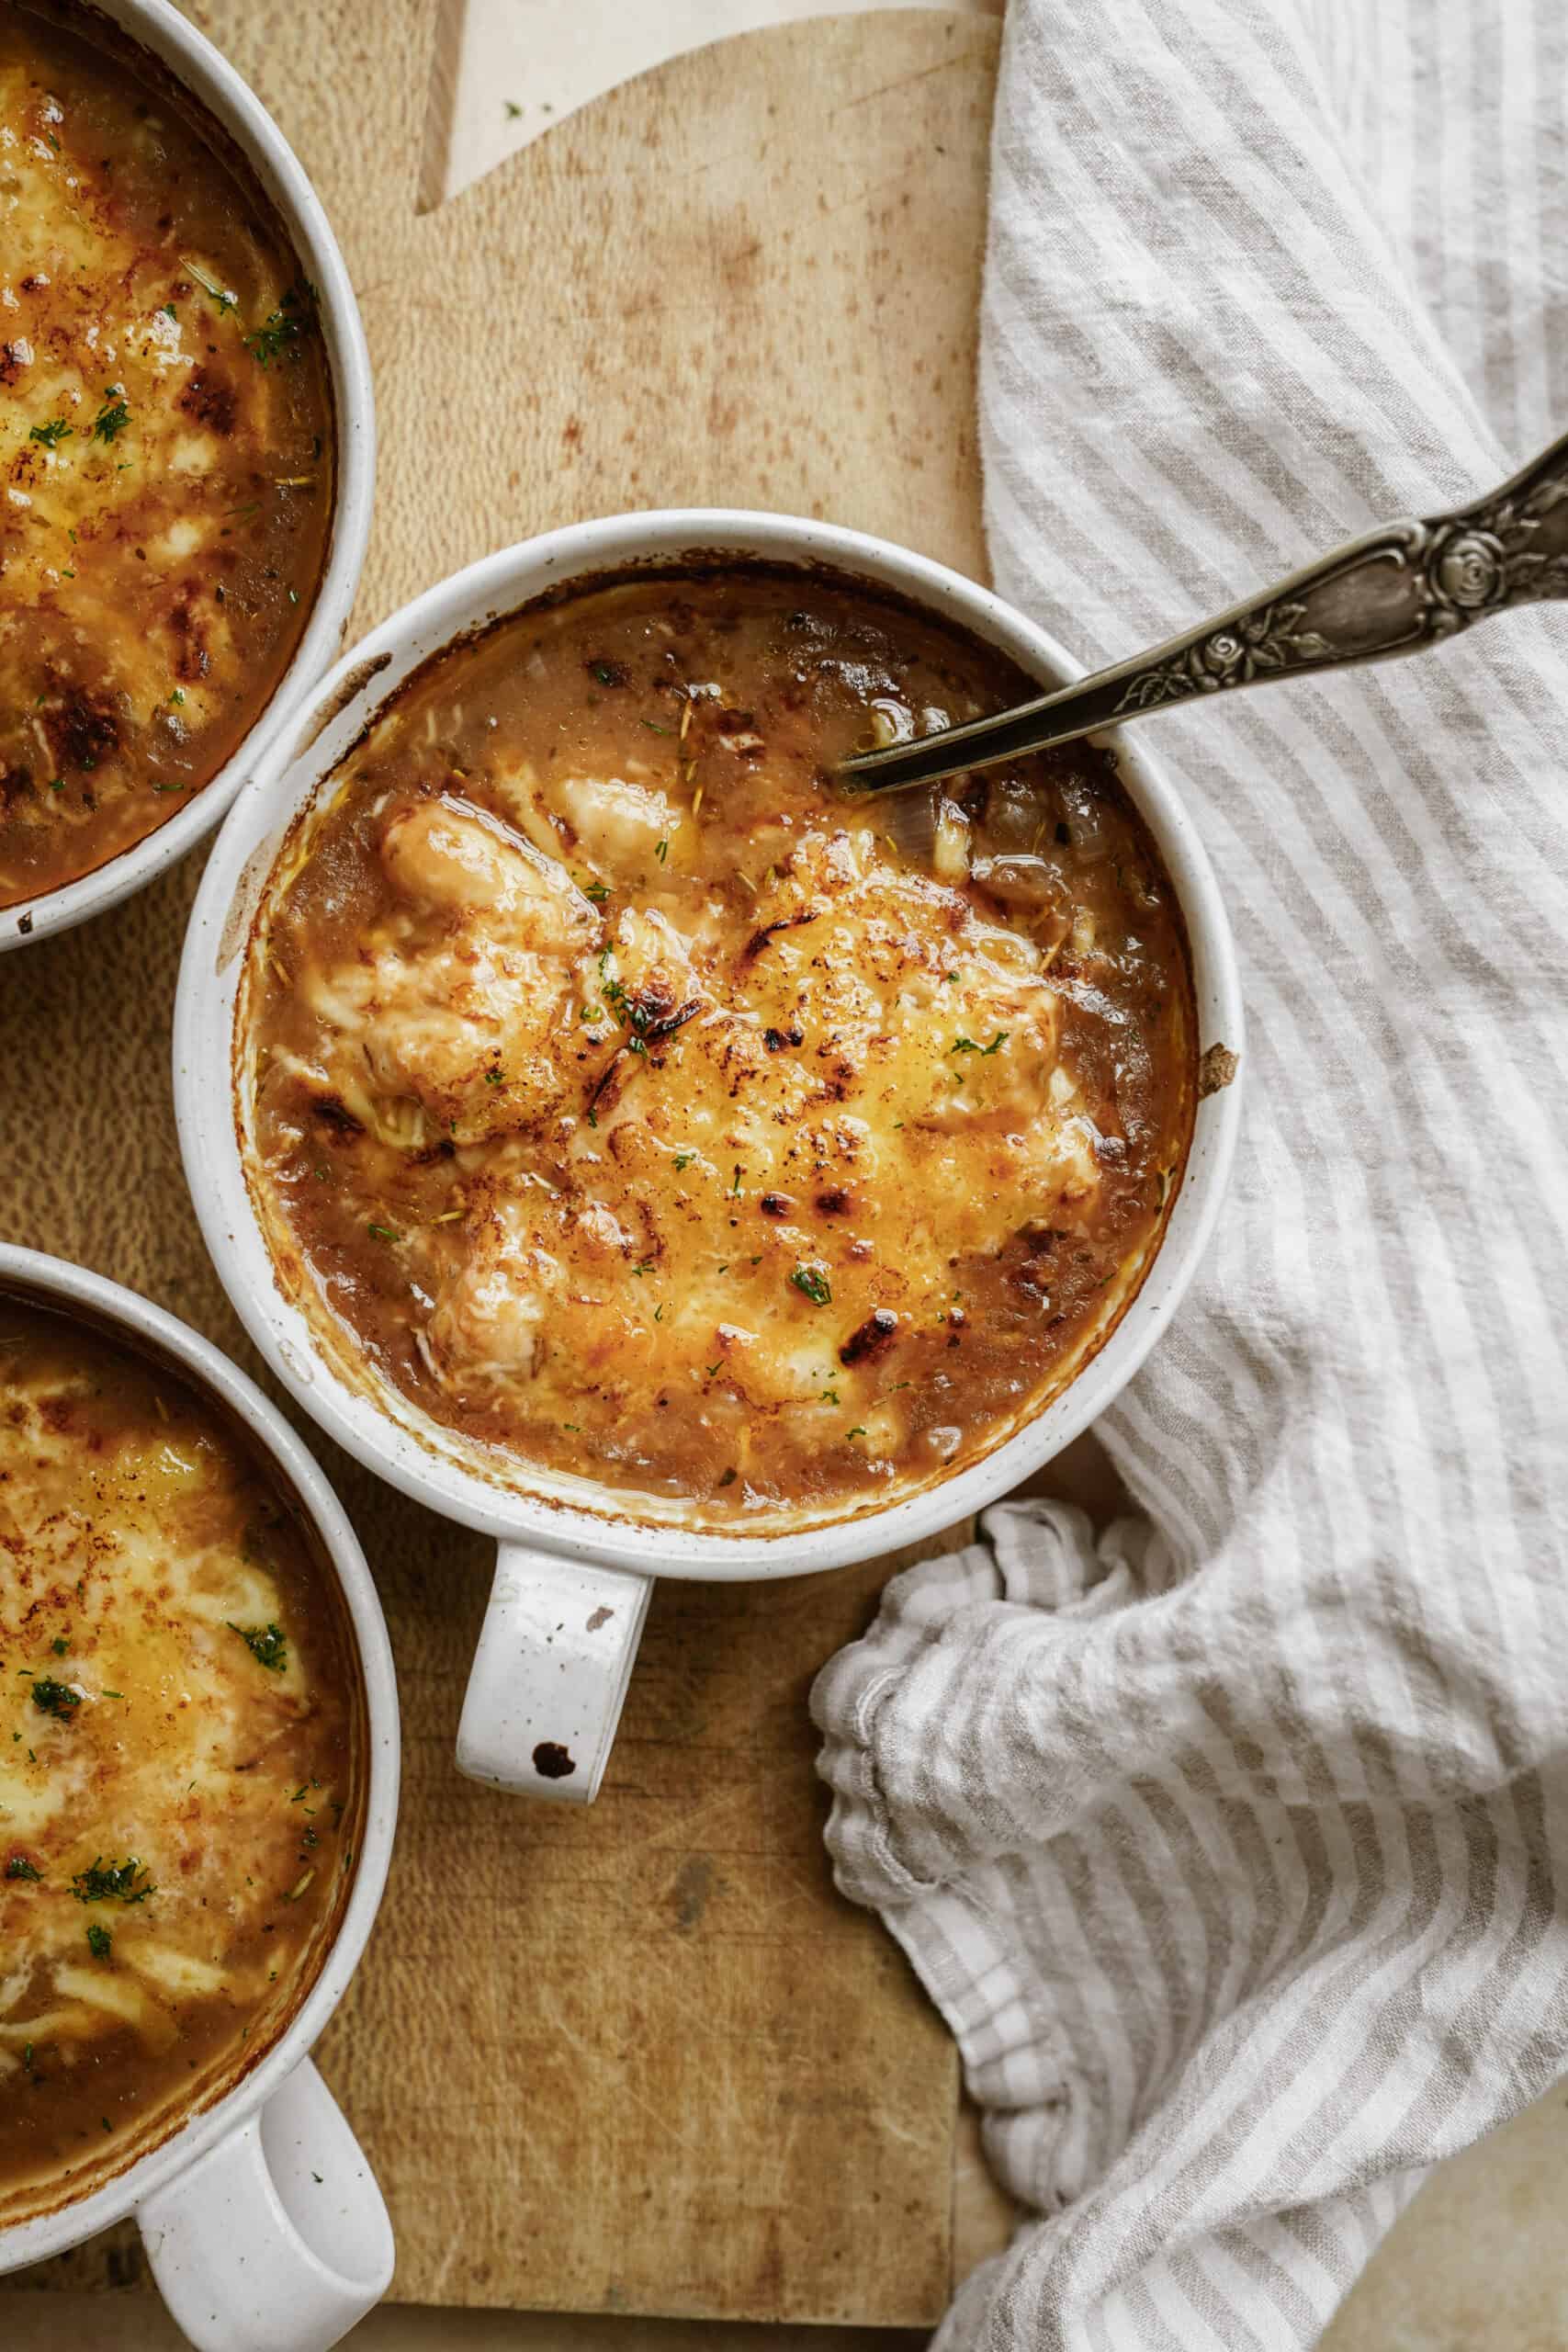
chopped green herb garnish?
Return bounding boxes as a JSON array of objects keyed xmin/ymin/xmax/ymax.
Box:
[
  {"xmin": 30, "ymin": 1677, "xmax": 80, "ymax": 1720},
  {"xmin": 5, "ymin": 1855, "xmax": 42, "ymax": 1882},
  {"xmin": 504, "ymin": 99, "xmax": 522, "ymax": 118},
  {"xmin": 484, "ymin": 1069, "xmax": 505, "ymax": 1087},
  {"xmin": 847, "ymin": 1427, "xmax": 868, "ymax": 1440},
  {"xmin": 640, "ymin": 718, "xmax": 673, "ymax": 736},
  {"xmin": 28, "ymin": 418, "xmax": 73, "ymax": 447},
  {"xmin": 51, "ymin": 1637, "xmax": 67, "ymax": 1657},
  {"xmin": 790, "ymin": 1265, "xmax": 832, "ymax": 1306},
  {"xmin": 90, "ymin": 393, "xmax": 130, "ymax": 445},
  {"xmin": 86, "ymin": 1923, "xmax": 112, "ymax": 1961},
  {"xmin": 951, "ymin": 1031, "xmax": 1009, "ymax": 1057},
  {"xmin": 236, "ymin": 277, "xmax": 318, "ymax": 364},
  {"xmin": 229, "ymin": 1621, "xmax": 288, "ymax": 1673},
  {"xmin": 673, "ymin": 1152, "xmax": 695, "ymax": 1171},
  {"xmin": 655, "ymin": 839, "xmax": 669, "ymax": 865},
  {"xmin": 162, "ymin": 300, "xmax": 178, "ymax": 322},
  {"xmin": 583, "ymin": 880, "xmax": 610, "ymax": 904},
  {"xmin": 73, "ymin": 1856, "xmax": 154, "ymax": 1905},
  {"xmin": 366, "ymin": 1222, "xmax": 400, "ymax": 1243},
  {"xmin": 168, "ymin": 687, "xmax": 186, "ymax": 706}
]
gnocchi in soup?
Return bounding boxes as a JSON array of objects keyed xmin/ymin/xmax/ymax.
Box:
[{"xmin": 242, "ymin": 564, "xmax": 1197, "ymax": 1528}]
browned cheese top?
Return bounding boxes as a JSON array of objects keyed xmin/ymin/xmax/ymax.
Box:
[
  {"xmin": 244, "ymin": 567, "xmax": 1197, "ymax": 1531},
  {"xmin": 0, "ymin": 1296, "xmax": 365, "ymax": 2223},
  {"xmin": 0, "ymin": 0, "xmax": 336, "ymax": 910}
]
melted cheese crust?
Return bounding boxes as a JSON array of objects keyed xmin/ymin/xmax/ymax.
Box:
[
  {"xmin": 281, "ymin": 796, "xmax": 1098, "ymax": 1427},
  {"xmin": 0, "ymin": 4, "xmax": 334, "ymax": 908},
  {"xmin": 244, "ymin": 571, "xmax": 1196, "ymax": 1525},
  {"xmin": 0, "ymin": 1299, "xmax": 359, "ymax": 2218}
]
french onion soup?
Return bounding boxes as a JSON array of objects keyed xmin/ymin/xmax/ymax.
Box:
[
  {"xmin": 0, "ymin": 0, "xmax": 336, "ymax": 910},
  {"xmin": 242, "ymin": 564, "xmax": 1197, "ymax": 1527},
  {"xmin": 0, "ymin": 1295, "xmax": 366, "ymax": 2224}
]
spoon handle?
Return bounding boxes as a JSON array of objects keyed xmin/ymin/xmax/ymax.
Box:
[{"xmin": 836, "ymin": 426, "xmax": 1568, "ymax": 797}]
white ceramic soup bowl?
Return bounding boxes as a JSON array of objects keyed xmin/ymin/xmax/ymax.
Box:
[
  {"xmin": 0, "ymin": 1246, "xmax": 399, "ymax": 2352},
  {"xmin": 173, "ymin": 509, "xmax": 1245, "ymax": 1804},
  {"xmin": 3, "ymin": 0, "xmax": 375, "ymax": 954}
]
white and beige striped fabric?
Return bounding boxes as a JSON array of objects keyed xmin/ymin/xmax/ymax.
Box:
[{"xmin": 812, "ymin": 0, "xmax": 1568, "ymax": 2343}]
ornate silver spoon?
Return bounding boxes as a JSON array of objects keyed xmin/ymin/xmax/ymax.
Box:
[{"xmin": 835, "ymin": 428, "xmax": 1568, "ymax": 798}]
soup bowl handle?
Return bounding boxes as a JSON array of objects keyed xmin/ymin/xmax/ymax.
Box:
[
  {"xmin": 136, "ymin": 2055, "xmax": 394, "ymax": 2352},
  {"xmin": 456, "ymin": 1542, "xmax": 653, "ymax": 1802}
]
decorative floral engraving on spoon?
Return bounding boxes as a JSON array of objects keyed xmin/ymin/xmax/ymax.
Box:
[
  {"xmin": 1114, "ymin": 603, "xmax": 1330, "ymax": 713},
  {"xmin": 836, "ymin": 425, "xmax": 1568, "ymax": 798}
]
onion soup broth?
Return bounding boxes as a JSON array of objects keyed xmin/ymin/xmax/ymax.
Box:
[
  {"xmin": 0, "ymin": 0, "xmax": 336, "ymax": 909},
  {"xmin": 243, "ymin": 565, "xmax": 1197, "ymax": 1527},
  {"xmin": 0, "ymin": 1295, "xmax": 366, "ymax": 2224}
]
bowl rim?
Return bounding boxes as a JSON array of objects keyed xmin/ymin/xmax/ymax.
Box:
[
  {"xmin": 174, "ymin": 506, "xmax": 1246, "ymax": 1580},
  {"xmin": 0, "ymin": 1243, "xmax": 400, "ymax": 2272},
  {"xmin": 3, "ymin": 0, "xmax": 377, "ymax": 954}
]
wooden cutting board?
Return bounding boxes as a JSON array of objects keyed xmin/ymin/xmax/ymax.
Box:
[{"xmin": 0, "ymin": 0, "xmax": 1068, "ymax": 2321}]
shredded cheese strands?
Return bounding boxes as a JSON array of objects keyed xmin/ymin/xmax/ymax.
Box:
[
  {"xmin": 241, "ymin": 569, "xmax": 1196, "ymax": 1524},
  {"xmin": 0, "ymin": 13, "xmax": 334, "ymax": 911},
  {"xmin": 0, "ymin": 1296, "xmax": 361, "ymax": 2209}
]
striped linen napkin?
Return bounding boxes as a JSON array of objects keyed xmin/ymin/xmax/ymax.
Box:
[{"xmin": 812, "ymin": 1, "xmax": 1568, "ymax": 2344}]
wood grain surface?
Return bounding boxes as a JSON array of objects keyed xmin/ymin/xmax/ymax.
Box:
[
  {"xmin": 429, "ymin": 0, "xmax": 1004, "ymax": 200},
  {"xmin": 0, "ymin": 0, "xmax": 1026, "ymax": 2321}
]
